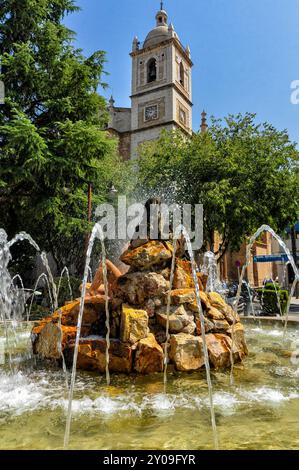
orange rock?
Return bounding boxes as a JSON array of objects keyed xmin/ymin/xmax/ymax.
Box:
[
  {"xmin": 173, "ymin": 259, "xmax": 205, "ymax": 291},
  {"xmin": 120, "ymin": 240, "xmax": 173, "ymax": 270},
  {"xmin": 173, "ymin": 261, "xmax": 193, "ymax": 289},
  {"xmin": 195, "ymin": 317, "xmax": 214, "ymax": 335},
  {"xmin": 79, "ymin": 282, "xmax": 92, "ymax": 292},
  {"xmin": 210, "ymin": 319, "xmax": 230, "ymax": 332},
  {"xmin": 198, "ymin": 272, "xmax": 208, "ymax": 291},
  {"xmin": 169, "ymin": 333, "xmax": 205, "ymax": 371},
  {"xmin": 227, "ymin": 323, "xmax": 248, "ymax": 358},
  {"xmin": 187, "ymin": 291, "xmax": 211, "ymax": 313},
  {"xmin": 32, "ymin": 323, "xmax": 77, "ymax": 359},
  {"xmin": 169, "ymin": 288, "xmax": 196, "ymax": 305},
  {"xmin": 67, "ymin": 338, "xmax": 132, "ymax": 373},
  {"xmin": 208, "ymin": 292, "xmax": 227, "ymax": 313},
  {"xmin": 116, "ymin": 271, "xmax": 169, "ymax": 305},
  {"xmin": 205, "ymin": 333, "xmax": 240, "ymax": 368},
  {"xmin": 206, "ymin": 307, "xmax": 226, "ymax": 321},
  {"xmin": 134, "ymin": 334, "xmax": 164, "ymax": 374},
  {"xmin": 50, "ymin": 298, "xmax": 105, "ymax": 327},
  {"xmin": 31, "ymin": 316, "xmax": 53, "ymax": 335},
  {"xmin": 223, "ymin": 305, "xmax": 240, "ymax": 325}
]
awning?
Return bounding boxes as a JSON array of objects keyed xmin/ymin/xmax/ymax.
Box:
[
  {"xmin": 254, "ymin": 254, "xmax": 298, "ymax": 263},
  {"xmin": 286, "ymin": 222, "xmax": 299, "ymax": 233}
]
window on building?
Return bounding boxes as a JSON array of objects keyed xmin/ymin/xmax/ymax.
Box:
[
  {"xmin": 179, "ymin": 61, "xmax": 185, "ymax": 87},
  {"xmin": 147, "ymin": 58, "xmax": 157, "ymax": 83}
]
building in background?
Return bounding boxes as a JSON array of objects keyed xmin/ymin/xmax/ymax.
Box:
[
  {"xmin": 217, "ymin": 233, "xmax": 274, "ymax": 287},
  {"xmin": 107, "ymin": 5, "xmax": 193, "ymax": 159}
]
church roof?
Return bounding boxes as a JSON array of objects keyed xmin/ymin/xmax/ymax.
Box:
[{"xmin": 143, "ymin": 25, "xmax": 170, "ymax": 48}]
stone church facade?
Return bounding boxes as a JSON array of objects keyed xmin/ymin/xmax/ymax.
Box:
[{"xmin": 108, "ymin": 6, "xmax": 193, "ymax": 159}]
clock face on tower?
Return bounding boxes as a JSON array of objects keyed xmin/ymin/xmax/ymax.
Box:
[{"xmin": 144, "ymin": 105, "xmax": 158, "ymax": 122}]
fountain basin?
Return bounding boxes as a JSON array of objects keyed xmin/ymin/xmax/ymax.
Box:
[{"xmin": 0, "ymin": 320, "xmax": 299, "ymax": 449}]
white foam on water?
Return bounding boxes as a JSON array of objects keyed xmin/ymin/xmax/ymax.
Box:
[
  {"xmin": 0, "ymin": 371, "xmax": 47, "ymax": 415},
  {"xmin": 272, "ymin": 366, "xmax": 299, "ymax": 378},
  {"xmin": 144, "ymin": 393, "xmax": 176, "ymax": 412},
  {"xmin": 1, "ymin": 368, "xmax": 299, "ymax": 420},
  {"xmin": 58, "ymin": 393, "xmax": 143, "ymax": 416},
  {"xmin": 17, "ymin": 332, "xmax": 31, "ymax": 339},
  {"xmin": 250, "ymin": 327, "xmax": 284, "ymax": 338},
  {"xmin": 242, "ymin": 386, "xmax": 299, "ymax": 404},
  {"xmin": 213, "ymin": 392, "xmax": 239, "ymax": 411},
  {"xmin": 197, "ymin": 392, "xmax": 240, "ymax": 416},
  {"xmin": 141, "ymin": 393, "xmax": 200, "ymax": 415}
]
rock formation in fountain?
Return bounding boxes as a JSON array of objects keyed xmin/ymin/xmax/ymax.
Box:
[{"xmin": 31, "ymin": 239, "xmax": 248, "ymax": 374}]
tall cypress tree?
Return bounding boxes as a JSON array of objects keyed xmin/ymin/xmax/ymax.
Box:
[{"xmin": 0, "ymin": 0, "xmax": 124, "ymax": 270}]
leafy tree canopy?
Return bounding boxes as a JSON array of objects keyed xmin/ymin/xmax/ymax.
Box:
[
  {"xmin": 137, "ymin": 113, "xmax": 299, "ymax": 259},
  {"xmin": 0, "ymin": 0, "xmax": 129, "ymax": 270}
]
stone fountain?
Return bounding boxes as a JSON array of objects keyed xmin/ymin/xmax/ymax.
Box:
[{"xmin": 31, "ymin": 236, "xmax": 248, "ymax": 374}]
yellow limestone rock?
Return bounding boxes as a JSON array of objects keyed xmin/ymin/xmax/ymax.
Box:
[
  {"xmin": 206, "ymin": 307, "xmax": 226, "ymax": 321},
  {"xmin": 120, "ymin": 240, "xmax": 173, "ymax": 270},
  {"xmin": 208, "ymin": 292, "xmax": 227, "ymax": 313},
  {"xmin": 120, "ymin": 304, "xmax": 149, "ymax": 345},
  {"xmin": 187, "ymin": 290, "xmax": 211, "ymax": 313},
  {"xmin": 169, "ymin": 288, "xmax": 196, "ymax": 305},
  {"xmin": 173, "ymin": 259, "xmax": 207, "ymax": 291},
  {"xmin": 223, "ymin": 305, "xmax": 240, "ymax": 324}
]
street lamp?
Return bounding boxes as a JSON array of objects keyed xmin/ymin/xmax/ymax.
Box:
[
  {"xmin": 291, "ymin": 224, "xmax": 298, "ymax": 298},
  {"xmin": 109, "ymin": 184, "xmax": 118, "ymax": 197}
]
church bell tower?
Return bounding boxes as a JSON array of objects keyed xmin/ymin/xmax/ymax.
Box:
[{"xmin": 130, "ymin": 3, "xmax": 193, "ymax": 157}]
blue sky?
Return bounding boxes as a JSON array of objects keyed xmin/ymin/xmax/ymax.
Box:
[{"xmin": 65, "ymin": 0, "xmax": 299, "ymax": 144}]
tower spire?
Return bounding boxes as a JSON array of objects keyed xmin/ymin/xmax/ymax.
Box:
[
  {"xmin": 200, "ymin": 110, "xmax": 208, "ymax": 133},
  {"xmin": 160, "ymin": 1, "xmax": 164, "ymax": 10}
]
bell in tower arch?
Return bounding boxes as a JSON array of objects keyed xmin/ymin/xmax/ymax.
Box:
[{"xmin": 147, "ymin": 58, "xmax": 157, "ymax": 83}]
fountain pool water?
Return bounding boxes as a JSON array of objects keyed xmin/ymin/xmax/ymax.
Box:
[
  {"xmin": 0, "ymin": 320, "xmax": 299, "ymax": 450},
  {"xmin": 1, "ymin": 223, "xmax": 299, "ymax": 450}
]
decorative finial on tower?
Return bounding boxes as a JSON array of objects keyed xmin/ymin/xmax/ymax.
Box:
[
  {"xmin": 200, "ymin": 110, "xmax": 208, "ymax": 133},
  {"xmin": 168, "ymin": 22, "xmax": 175, "ymax": 38},
  {"xmin": 156, "ymin": 4, "xmax": 168, "ymax": 26},
  {"xmin": 132, "ymin": 36, "xmax": 139, "ymax": 52}
]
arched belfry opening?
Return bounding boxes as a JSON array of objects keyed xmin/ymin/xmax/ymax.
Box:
[
  {"xmin": 179, "ymin": 61, "xmax": 185, "ymax": 87},
  {"xmin": 147, "ymin": 58, "xmax": 157, "ymax": 83}
]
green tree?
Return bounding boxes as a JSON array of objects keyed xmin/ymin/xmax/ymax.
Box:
[
  {"xmin": 0, "ymin": 0, "xmax": 127, "ymax": 271},
  {"xmin": 137, "ymin": 113, "xmax": 299, "ymax": 259}
]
